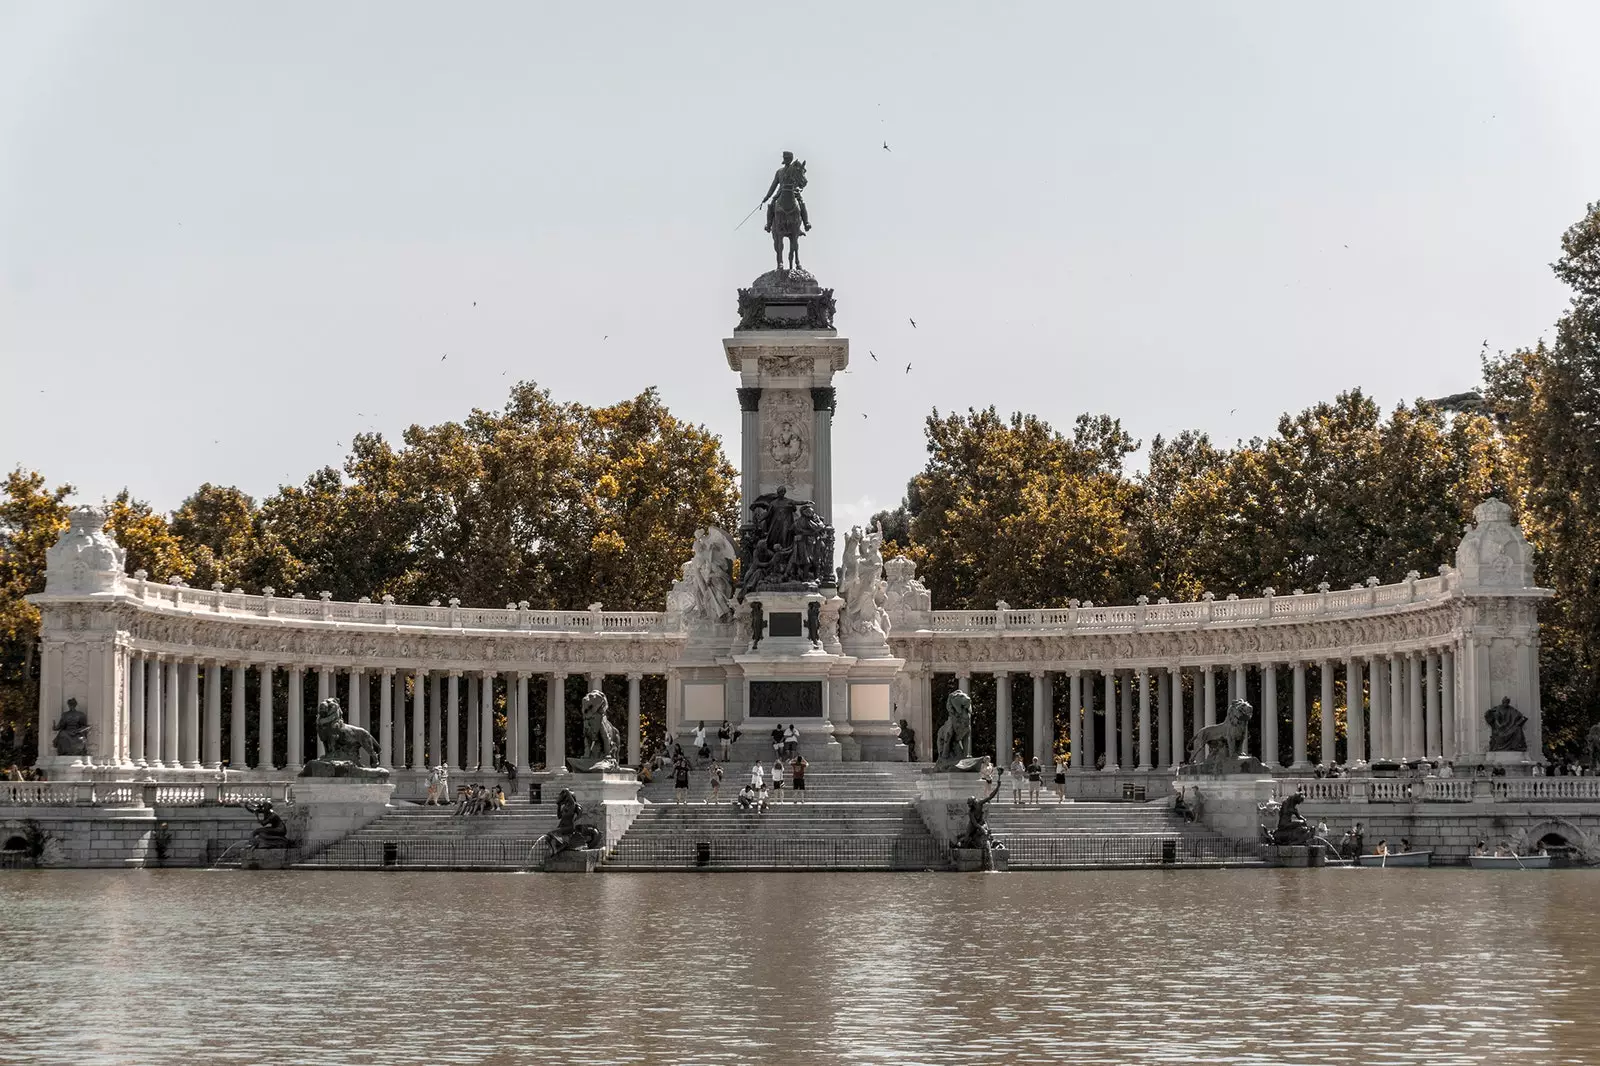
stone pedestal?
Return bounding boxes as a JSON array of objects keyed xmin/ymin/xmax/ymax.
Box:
[
  {"xmin": 556, "ymin": 772, "xmax": 642, "ymax": 848},
  {"xmin": 545, "ymin": 848, "xmax": 603, "ymax": 873},
  {"xmin": 289, "ymin": 779, "xmax": 395, "ymax": 854},
  {"xmin": 916, "ymin": 770, "xmax": 993, "ymax": 849},
  {"xmin": 1172, "ymin": 773, "xmax": 1275, "ymax": 842}
]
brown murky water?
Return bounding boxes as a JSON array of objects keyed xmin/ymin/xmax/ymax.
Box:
[{"xmin": 2, "ymin": 869, "xmax": 1597, "ymax": 1065}]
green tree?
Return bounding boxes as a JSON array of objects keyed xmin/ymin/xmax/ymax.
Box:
[
  {"xmin": 0, "ymin": 470, "xmax": 73, "ymax": 766},
  {"xmin": 1483, "ymin": 201, "xmax": 1600, "ymax": 751}
]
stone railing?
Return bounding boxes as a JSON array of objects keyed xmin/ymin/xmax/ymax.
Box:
[
  {"xmin": 118, "ymin": 575, "xmax": 676, "ymax": 634},
  {"xmin": 920, "ymin": 574, "xmax": 1454, "ymax": 635},
  {"xmin": 1275, "ymin": 775, "xmax": 1600, "ymax": 805},
  {"xmin": 0, "ymin": 779, "xmax": 295, "ymax": 808}
]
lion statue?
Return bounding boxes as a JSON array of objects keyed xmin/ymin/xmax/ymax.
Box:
[
  {"xmin": 1583, "ymin": 722, "xmax": 1600, "ymax": 771},
  {"xmin": 539, "ymin": 787, "xmax": 602, "ymax": 860},
  {"xmin": 310, "ymin": 697, "xmax": 382, "ymax": 769},
  {"xmin": 580, "ymin": 690, "xmax": 621, "ymax": 767},
  {"xmin": 1188, "ymin": 698, "xmax": 1254, "ymax": 771},
  {"xmin": 936, "ymin": 690, "xmax": 974, "ymax": 766}
]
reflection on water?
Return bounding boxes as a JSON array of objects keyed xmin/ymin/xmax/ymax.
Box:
[{"xmin": 2, "ymin": 869, "xmax": 1597, "ymax": 1065}]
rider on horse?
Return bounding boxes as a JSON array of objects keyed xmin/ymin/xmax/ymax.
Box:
[{"xmin": 763, "ymin": 151, "xmax": 811, "ymax": 234}]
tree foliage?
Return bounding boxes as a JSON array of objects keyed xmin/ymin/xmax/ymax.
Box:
[{"xmin": 0, "ymin": 471, "xmax": 72, "ymax": 767}]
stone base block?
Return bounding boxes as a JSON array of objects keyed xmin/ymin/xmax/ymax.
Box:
[
  {"xmin": 951, "ymin": 846, "xmax": 1008, "ymax": 872},
  {"xmin": 1260, "ymin": 844, "xmax": 1326, "ymax": 868},
  {"xmin": 242, "ymin": 848, "xmax": 294, "ymax": 870},
  {"xmin": 291, "ymin": 779, "xmax": 395, "ymax": 854},
  {"xmin": 544, "ymin": 848, "xmax": 604, "ymax": 873},
  {"xmin": 917, "ymin": 770, "xmax": 990, "ymax": 802}
]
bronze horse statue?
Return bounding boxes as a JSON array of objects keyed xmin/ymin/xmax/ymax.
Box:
[{"xmin": 770, "ymin": 159, "xmax": 807, "ymax": 272}]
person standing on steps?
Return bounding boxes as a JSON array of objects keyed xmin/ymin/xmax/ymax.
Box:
[
  {"xmin": 791, "ymin": 754, "xmax": 808, "ymax": 804},
  {"xmin": 1053, "ymin": 755, "xmax": 1068, "ymax": 803},
  {"xmin": 692, "ymin": 721, "xmax": 708, "ymax": 763},
  {"xmin": 708, "ymin": 761, "xmax": 724, "ymax": 804},
  {"xmin": 771, "ymin": 724, "xmax": 785, "ymax": 758},
  {"xmin": 1026, "ymin": 757, "xmax": 1043, "ymax": 805},
  {"xmin": 784, "ymin": 723, "xmax": 799, "ymax": 759},
  {"xmin": 718, "ymin": 720, "xmax": 732, "ymax": 762},
  {"xmin": 674, "ymin": 758, "xmax": 691, "ymax": 806},
  {"xmin": 750, "ymin": 760, "xmax": 766, "ymax": 793},
  {"xmin": 1009, "ymin": 754, "xmax": 1027, "ymax": 805},
  {"xmin": 771, "ymin": 757, "xmax": 786, "ymax": 803}
]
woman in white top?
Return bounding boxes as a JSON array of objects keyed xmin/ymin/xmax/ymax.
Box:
[
  {"xmin": 1008, "ymin": 756, "xmax": 1026, "ymax": 804},
  {"xmin": 750, "ymin": 762, "xmax": 765, "ymax": 790},
  {"xmin": 771, "ymin": 758, "xmax": 786, "ymax": 802},
  {"xmin": 1052, "ymin": 757, "xmax": 1068, "ymax": 803}
]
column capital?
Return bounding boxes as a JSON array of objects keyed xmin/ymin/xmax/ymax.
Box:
[
  {"xmin": 736, "ymin": 386, "xmax": 762, "ymax": 412},
  {"xmin": 382, "ymin": 666, "xmax": 395, "ymax": 677},
  {"xmin": 626, "ymin": 671, "xmax": 643, "ymax": 681},
  {"xmin": 992, "ymin": 669, "xmax": 1009, "ymax": 679},
  {"xmin": 810, "ymin": 386, "xmax": 837, "ymax": 412},
  {"xmin": 954, "ymin": 668, "xmax": 971, "ymax": 680},
  {"xmin": 552, "ymin": 670, "xmax": 569, "ymax": 680},
  {"xmin": 1030, "ymin": 669, "xmax": 1049, "ymax": 679},
  {"xmin": 448, "ymin": 668, "xmax": 463, "ymax": 678}
]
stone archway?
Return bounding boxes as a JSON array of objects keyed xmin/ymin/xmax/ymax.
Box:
[{"xmin": 1511, "ymin": 819, "xmax": 1600, "ymax": 863}]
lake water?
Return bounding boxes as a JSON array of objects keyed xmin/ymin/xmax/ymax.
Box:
[{"xmin": 2, "ymin": 869, "xmax": 1597, "ymax": 1065}]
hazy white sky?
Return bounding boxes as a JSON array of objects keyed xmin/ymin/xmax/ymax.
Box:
[{"xmin": 4, "ymin": 2, "xmax": 1599, "ymax": 537}]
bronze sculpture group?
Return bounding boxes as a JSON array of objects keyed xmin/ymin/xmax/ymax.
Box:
[{"xmin": 737, "ymin": 487, "xmax": 834, "ymax": 597}]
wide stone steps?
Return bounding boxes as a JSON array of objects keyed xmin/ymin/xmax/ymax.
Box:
[
  {"xmin": 983, "ymin": 803, "xmax": 1258, "ymax": 868},
  {"xmin": 296, "ymin": 799, "xmax": 558, "ymax": 870},
  {"xmin": 604, "ymin": 801, "xmax": 945, "ymax": 872}
]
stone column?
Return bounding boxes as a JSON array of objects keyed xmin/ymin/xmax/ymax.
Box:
[
  {"xmin": 957, "ymin": 673, "xmax": 970, "ymax": 695},
  {"xmin": 183, "ymin": 659, "xmax": 201, "ymax": 768},
  {"xmin": 626, "ymin": 673, "xmax": 642, "ymax": 767},
  {"xmin": 129, "ymin": 655, "xmax": 147, "ymax": 768},
  {"xmin": 378, "ymin": 668, "xmax": 394, "ymax": 770},
  {"xmin": 546, "ymin": 672, "xmax": 567, "ymax": 769},
  {"xmin": 161, "ymin": 658, "xmax": 180, "ymax": 768},
  {"xmin": 738, "ymin": 387, "xmax": 762, "ymax": 522},
  {"xmin": 994, "ymin": 670, "xmax": 1011, "ymax": 762},
  {"xmin": 430, "ymin": 673, "xmax": 443, "ymax": 770},
  {"xmin": 1171, "ymin": 665, "xmax": 1184, "ymax": 765},
  {"xmin": 466, "ymin": 674, "xmax": 479, "ymax": 768},
  {"xmin": 286, "ymin": 667, "xmax": 304, "ymax": 771},
  {"xmin": 505, "ymin": 674, "xmax": 519, "ymax": 772},
  {"xmin": 413, "ymin": 668, "xmax": 426, "ymax": 770},
  {"xmin": 917, "ymin": 668, "xmax": 935, "ymax": 763},
  {"xmin": 1367, "ymin": 654, "xmax": 1384, "ymax": 762},
  {"xmin": 1158, "ymin": 668, "xmax": 1172, "ymax": 768},
  {"xmin": 1319, "ymin": 659, "xmax": 1336, "ymax": 768},
  {"xmin": 1203, "ymin": 666, "xmax": 1217, "ymax": 727},
  {"xmin": 350, "ymin": 667, "xmax": 365, "ymax": 730},
  {"xmin": 145, "ymin": 656, "xmax": 164, "ymax": 768},
  {"xmin": 230, "ymin": 663, "xmax": 247, "ymax": 770},
  {"xmin": 1032, "ymin": 672, "xmax": 1050, "ymax": 762},
  {"xmin": 1407, "ymin": 652, "xmax": 1424, "ymax": 761},
  {"xmin": 1117, "ymin": 671, "xmax": 1132, "ymax": 768},
  {"xmin": 519, "ymin": 673, "xmax": 534, "ymax": 771},
  {"xmin": 812, "ymin": 387, "xmax": 836, "ymax": 523},
  {"xmin": 1389, "ymin": 654, "xmax": 1405, "ymax": 761},
  {"xmin": 1441, "ymin": 649, "xmax": 1456, "ymax": 761},
  {"xmin": 480, "ymin": 671, "xmax": 496, "ymax": 771},
  {"xmin": 1137, "ymin": 669, "xmax": 1151, "ymax": 770},
  {"xmin": 1345, "ymin": 657, "xmax": 1364, "ymax": 766},
  {"xmin": 1261, "ymin": 662, "xmax": 1279, "ymax": 768},
  {"xmin": 1101, "ymin": 669, "xmax": 1118, "ymax": 771},
  {"xmin": 394, "ymin": 671, "xmax": 409, "ymax": 770},
  {"xmin": 317, "ymin": 667, "xmax": 331, "ymax": 707},
  {"xmin": 203, "ymin": 661, "xmax": 222, "ymax": 769},
  {"xmin": 1425, "ymin": 652, "xmax": 1441, "ymax": 760},
  {"xmin": 1068, "ymin": 671, "xmax": 1083, "ymax": 772},
  {"xmin": 447, "ymin": 671, "xmax": 461, "ymax": 770},
  {"xmin": 1291, "ymin": 661, "xmax": 1308, "ymax": 769},
  {"xmin": 1191, "ymin": 667, "xmax": 1203, "ymax": 740}
]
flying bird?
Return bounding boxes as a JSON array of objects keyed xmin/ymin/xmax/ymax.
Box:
[
  {"xmin": 882, "ymin": 141, "xmax": 891, "ymax": 152},
  {"xmin": 905, "ymin": 363, "xmax": 912, "ymax": 374},
  {"xmin": 440, "ymin": 353, "xmax": 448, "ymax": 361},
  {"xmin": 862, "ymin": 413, "xmax": 869, "ymax": 419},
  {"xmin": 869, "ymin": 350, "xmax": 878, "ymax": 362},
  {"xmin": 472, "ymin": 301, "xmax": 477, "ymax": 307},
  {"xmin": 909, "ymin": 317, "xmax": 917, "ymax": 328}
]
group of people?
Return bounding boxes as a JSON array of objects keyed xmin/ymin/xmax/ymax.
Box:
[
  {"xmin": 973, "ymin": 755, "xmax": 1073, "ymax": 804},
  {"xmin": 3, "ymin": 765, "xmax": 46, "ymax": 782},
  {"xmin": 452, "ymin": 783, "xmax": 507, "ymax": 816}
]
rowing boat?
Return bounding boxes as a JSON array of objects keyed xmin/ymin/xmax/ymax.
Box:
[
  {"xmin": 1356, "ymin": 850, "xmax": 1432, "ymax": 867},
  {"xmin": 1468, "ymin": 854, "xmax": 1551, "ymax": 869}
]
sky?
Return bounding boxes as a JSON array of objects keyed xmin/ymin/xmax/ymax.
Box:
[{"xmin": 4, "ymin": 2, "xmax": 1600, "ymax": 540}]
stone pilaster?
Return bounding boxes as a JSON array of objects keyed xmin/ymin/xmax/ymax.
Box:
[
  {"xmin": 811, "ymin": 386, "xmax": 836, "ymax": 523},
  {"xmin": 737, "ymin": 386, "xmax": 762, "ymax": 521}
]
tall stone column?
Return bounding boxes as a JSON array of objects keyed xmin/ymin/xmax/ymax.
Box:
[
  {"xmin": 1389, "ymin": 654, "xmax": 1405, "ymax": 760},
  {"xmin": 394, "ymin": 671, "xmax": 409, "ymax": 770},
  {"xmin": 738, "ymin": 387, "xmax": 762, "ymax": 522},
  {"xmin": 430, "ymin": 673, "xmax": 443, "ymax": 771},
  {"xmin": 479, "ymin": 671, "xmax": 495, "ymax": 771},
  {"xmin": 129, "ymin": 655, "xmax": 147, "ymax": 768},
  {"xmin": 1157, "ymin": 669, "xmax": 1172, "ymax": 768},
  {"xmin": 183, "ymin": 659, "xmax": 201, "ymax": 768},
  {"xmin": 1319, "ymin": 659, "xmax": 1336, "ymax": 767},
  {"xmin": 1261, "ymin": 662, "xmax": 1278, "ymax": 767},
  {"xmin": 1291, "ymin": 661, "xmax": 1308, "ymax": 769},
  {"xmin": 1441, "ymin": 650, "xmax": 1456, "ymax": 761},
  {"xmin": 1407, "ymin": 652, "xmax": 1424, "ymax": 761},
  {"xmin": 547, "ymin": 672, "xmax": 567, "ymax": 770},
  {"xmin": 466, "ymin": 674, "xmax": 479, "ymax": 769},
  {"xmin": 1367, "ymin": 654, "xmax": 1385, "ymax": 762},
  {"xmin": 957, "ymin": 672, "xmax": 970, "ymax": 695},
  {"xmin": 918, "ymin": 669, "xmax": 935, "ymax": 764},
  {"xmin": 1068, "ymin": 671, "xmax": 1083, "ymax": 772},
  {"xmin": 163, "ymin": 658, "xmax": 181, "ymax": 768},
  {"xmin": 230, "ymin": 663, "xmax": 247, "ymax": 770},
  {"xmin": 316, "ymin": 667, "xmax": 332, "ymax": 758},
  {"xmin": 1101, "ymin": 669, "xmax": 1118, "ymax": 771},
  {"xmin": 146, "ymin": 656, "xmax": 164, "ymax": 768},
  {"xmin": 1169, "ymin": 667, "xmax": 1184, "ymax": 769},
  {"xmin": 286, "ymin": 666, "xmax": 304, "ymax": 771},
  {"xmin": 811, "ymin": 387, "xmax": 836, "ymax": 522},
  {"xmin": 378, "ymin": 668, "xmax": 394, "ymax": 770},
  {"xmin": 1032, "ymin": 671, "xmax": 1051, "ymax": 762},
  {"xmin": 518, "ymin": 673, "xmax": 534, "ymax": 771},
  {"xmin": 203, "ymin": 661, "xmax": 222, "ymax": 769},
  {"xmin": 994, "ymin": 670, "xmax": 1011, "ymax": 762},
  {"xmin": 626, "ymin": 673, "xmax": 642, "ymax": 767},
  {"xmin": 413, "ymin": 668, "xmax": 427, "ymax": 770},
  {"xmin": 1424, "ymin": 652, "xmax": 1441, "ymax": 759},
  {"xmin": 447, "ymin": 671, "xmax": 462, "ymax": 770},
  {"xmin": 1190, "ymin": 667, "xmax": 1203, "ymax": 740},
  {"xmin": 1345, "ymin": 658, "xmax": 1364, "ymax": 766},
  {"xmin": 350, "ymin": 667, "xmax": 365, "ymax": 730},
  {"xmin": 1203, "ymin": 666, "xmax": 1217, "ymax": 728},
  {"xmin": 1137, "ymin": 669, "xmax": 1151, "ymax": 770}
]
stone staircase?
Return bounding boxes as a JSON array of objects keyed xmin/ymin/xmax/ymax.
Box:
[
  {"xmin": 984, "ymin": 801, "xmax": 1259, "ymax": 868},
  {"xmin": 295, "ymin": 797, "xmax": 558, "ymax": 871}
]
